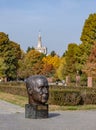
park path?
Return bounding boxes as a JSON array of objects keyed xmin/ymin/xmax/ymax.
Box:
[
  {"xmin": 0, "ymin": 99, "xmax": 96, "ymax": 130},
  {"xmin": 0, "ymin": 99, "xmax": 24, "ymax": 114}
]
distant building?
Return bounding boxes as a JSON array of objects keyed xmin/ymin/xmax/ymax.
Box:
[{"xmin": 35, "ymin": 33, "xmax": 47, "ymax": 55}]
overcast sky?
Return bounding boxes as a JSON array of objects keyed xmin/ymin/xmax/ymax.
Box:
[{"xmin": 0, "ymin": 0, "xmax": 96, "ymax": 55}]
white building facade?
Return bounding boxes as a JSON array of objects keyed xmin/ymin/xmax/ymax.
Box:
[{"xmin": 35, "ymin": 34, "xmax": 47, "ymax": 55}]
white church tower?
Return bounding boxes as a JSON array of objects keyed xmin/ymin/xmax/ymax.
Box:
[{"xmin": 35, "ymin": 33, "xmax": 47, "ymax": 55}]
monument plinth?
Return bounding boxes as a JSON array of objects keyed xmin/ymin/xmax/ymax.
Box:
[
  {"xmin": 25, "ymin": 75, "xmax": 49, "ymax": 119},
  {"xmin": 25, "ymin": 104, "xmax": 48, "ymax": 119}
]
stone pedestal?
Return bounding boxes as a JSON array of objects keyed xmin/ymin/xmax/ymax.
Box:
[
  {"xmin": 76, "ymin": 75, "xmax": 80, "ymax": 87},
  {"xmin": 87, "ymin": 76, "xmax": 92, "ymax": 87},
  {"xmin": 66, "ymin": 76, "xmax": 70, "ymax": 86},
  {"xmin": 25, "ymin": 104, "xmax": 48, "ymax": 119}
]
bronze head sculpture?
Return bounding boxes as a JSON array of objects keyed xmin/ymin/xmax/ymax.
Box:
[{"xmin": 26, "ymin": 75, "xmax": 49, "ymax": 105}]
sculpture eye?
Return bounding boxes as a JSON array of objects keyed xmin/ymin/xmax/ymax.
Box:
[{"xmin": 37, "ymin": 86, "xmax": 42, "ymax": 91}]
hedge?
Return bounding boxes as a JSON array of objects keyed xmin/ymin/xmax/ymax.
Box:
[
  {"xmin": 0, "ymin": 82, "xmax": 96, "ymax": 106},
  {"xmin": 49, "ymin": 89, "xmax": 81, "ymax": 106},
  {"xmin": 0, "ymin": 86, "xmax": 27, "ymax": 97}
]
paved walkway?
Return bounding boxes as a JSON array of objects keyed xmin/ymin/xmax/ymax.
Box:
[
  {"xmin": 0, "ymin": 100, "xmax": 24, "ymax": 114},
  {"xmin": 0, "ymin": 99, "xmax": 96, "ymax": 130}
]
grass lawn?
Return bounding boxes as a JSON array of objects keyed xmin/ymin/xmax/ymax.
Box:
[{"xmin": 0, "ymin": 91, "xmax": 96, "ymax": 111}]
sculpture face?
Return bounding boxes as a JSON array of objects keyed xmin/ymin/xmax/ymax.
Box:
[{"xmin": 26, "ymin": 75, "xmax": 49, "ymax": 104}]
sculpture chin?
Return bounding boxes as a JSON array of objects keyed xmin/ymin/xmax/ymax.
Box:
[
  {"xmin": 32, "ymin": 96, "xmax": 48, "ymax": 105},
  {"xmin": 41, "ymin": 94, "xmax": 48, "ymax": 103},
  {"xmin": 41, "ymin": 99, "xmax": 47, "ymax": 104}
]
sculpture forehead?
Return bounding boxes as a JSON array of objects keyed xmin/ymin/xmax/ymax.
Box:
[{"xmin": 27, "ymin": 75, "xmax": 48, "ymax": 86}]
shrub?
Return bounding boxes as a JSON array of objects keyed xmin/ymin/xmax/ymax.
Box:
[
  {"xmin": 0, "ymin": 85, "xmax": 27, "ymax": 97},
  {"xmin": 49, "ymin": 89, "xmax": 81, "ymax": 106},
  {"xmin": 81, "ymin": 92, "xmax": 96, "ymax": 104},
  {"xmin": 0, "ymin": 82, "xmax": 96, "ymax": 106}
]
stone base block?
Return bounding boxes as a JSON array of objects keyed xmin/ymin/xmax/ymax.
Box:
[{"xmin": 25, "ymin": 104, "xmax": 48, "ymax": 119}]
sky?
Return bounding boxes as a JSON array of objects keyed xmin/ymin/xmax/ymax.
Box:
[{"xmin": 0, "ymin": 0, "xmax": 96, "ymax": 56}]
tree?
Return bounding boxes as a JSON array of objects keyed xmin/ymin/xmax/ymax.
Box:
[
  {"xmin": 0, "ymin": 57, "xmax": 7, "ymax": 78},
  {"xmin": 4, "ymin": 41, "xmax": 21, "ymax": 80},
  {"xmin": 0, "ymin": 32, "xmax": 22, "ymax": 80},
  {"xmin": 80, "ymin": 13, "xmax": 96, "ymax": 45},
  {"xmin": 56, "ymin": 57, "xmax": 66, "ymax": 80},
  {"xmin": 26, "ymin": 46, "xmax": 35, "ymax": 53},
  {"xmin": 42, "ymin": 54, "xmax": 60, "ymax": 69},
  {"xmin": 42, "ymin": 63, "xmax": 55, "ymax": 77},
  {"xmin": 83, "ymin": 43, "xmax": 96, "ymax": 77},
  {"xmin": 64, "ymin": 43, "xmax": 79, "ymax": 76},
  {"xmin": 18, "ymin": 50, "xmax": 45, "ymax": 78},
  {"xmin": 50, "ymin": 50, "xmax": 56, "ymax": 57},
  {"xmin": 0, "ymin": 32, "xmax": 9, "ymax": 56},
  {"xmin": 42, "ymin": 54, "xmax": 60, "ymax": 79},
  {"xmin": 76, "ymin": 13, "xmax": 96, "ymax": 76}
]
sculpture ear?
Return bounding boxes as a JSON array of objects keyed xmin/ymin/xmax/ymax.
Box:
[{"xmin": 28, "ymin": 88, "xmax": 33, "ymax": 94}]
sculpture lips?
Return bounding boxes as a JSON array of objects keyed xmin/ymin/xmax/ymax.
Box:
[{"xmin": 42, "ymin": 94, "xmax": 48, "ymax": 103}]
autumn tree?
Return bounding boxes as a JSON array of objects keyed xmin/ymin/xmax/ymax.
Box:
[
  {"xmin": 64, "ymin": 43, "xmax": 79, "ymax": 76},
  {"xmin": 42, "ymin": 54, "xmax": 60, "ymax": 78},
  {"xmin": 18, "ymin": 50, "xmax": 45, "ymax": 79},
  {"xmin": 42, "ymin": 54, "xmax": 60, "ymax": 69},
  {"xmin": 79, "ymin": 13, "xmax": 96, "ymax": 67},
  {"xmin": 83, "ymin": 43, "xmax": 96, "ymax": 77},
  {"xmin": 0, "ymin": 57, "xmax": 7, "ymax": 78},
  {"xmin": 0, "ymin": 32, "xmax": 21, "ymax": 80},
  {"xmin": 80, "ymin": 13, "xmax": 96, "ymax": 45},
  {"xmin": 74, "ymin": 13, "xmax": 96, "ymax": 77},
  {"xmin": 0, "ymin": 32, "xmax": 9, "ymax": 56},
  {"xmin": 56, "ymin": 57, "xmax": 66, "ymax": 80}
]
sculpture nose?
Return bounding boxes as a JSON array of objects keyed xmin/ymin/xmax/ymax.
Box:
[
  {"xmin": 40, "ymin": 87, "xmax": 48, "ymax": 95},
  {"xmin": 43, "ymin": 87, "xmax": 48, "ymax": 94}
]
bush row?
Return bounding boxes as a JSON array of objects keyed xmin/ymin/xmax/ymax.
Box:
[
  {"xmin": 0, "ymin": 85, "xmax": 27, "ymax": 97},
  {"xmin": 49, "ymin": 89, "xmax": 96, "ymax": 105},
  {"xmin": 0, "ymin": 83, "xmax": 96, "ymax": 106},
  {"xmin": 49, "ymin": 89, "xmax": 81, "ymax": 106}
]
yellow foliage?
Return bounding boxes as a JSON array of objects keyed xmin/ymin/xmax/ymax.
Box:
[
  {"xmin": 56, "ymin": 57, "xmax": 66, "ymax": 80},
  {"xmin": 42, "ymin": 55, "xmax": 60, "ymax": 69}
]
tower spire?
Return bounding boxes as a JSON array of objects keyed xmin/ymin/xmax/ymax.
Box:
[
  {"xmin": 35, "ymin": 32, "xmax": 47, "ymax": 54},
  {"xmin": 37, "ymin": 31, "xmax": 42, "ymax": 48}
]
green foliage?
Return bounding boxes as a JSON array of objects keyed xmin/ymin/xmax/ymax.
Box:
[
  {"xmin": 1, "ymin": 13, "xmax": 96, "ymax": 81},
  {"xmin": 49, "ymin": 89, "xmax": 81, "ymax": 106},
  {"xmin": 82, "ymin": 93, "xmax": 96, "ymax": 104},
  {"xmin": 0, "ymin": 82, "xmax": 96, "ymax": 106},
  {"xmin": 50, "ymin": 50, "xmax": 56, "ymax": 57},
  {"xmin": 49, "ymin": 87, "xmax": 96, "ymax": 105},
  {"xmin": 17, "ymin": 50, "xmax": 45, "ymax": 78},
  {"xmin": 77, "ymin": 13, "xmax": 96, "ymax": 76},
  {"xmin": 56, "ymin": 57, "xmax": 66, "ymax": 80},
  {"xmin": 80, "ymin": 13, "xmax": 96, "ymax": 44},
  {"xmin": 62, "ymin": 12, "xmax": 96, "ymax": 78},
  {"xmin": 64, "ymin": 43, "xmax": 79, "ymax": 76},
  {"xmin": 0, "ymin": 57, "xmax": 7, "ymax": 77},
  {"xmin": 82, "ymin": 43, "xmax": 96, "ymax": 76},
  {"xmin": 0, "ymin": 32, "xmax": 9, "ymax": 56},
  {"xmin": 0, "ymin": 85, "xmax": 27, "ymax": 97},
  {"xmin": 26, "ymin": 46, "xmax": 35, "ymax": 53},
  {"xmin": 0, "ymin": 32, "xmax": 22, "ymax": 80}
]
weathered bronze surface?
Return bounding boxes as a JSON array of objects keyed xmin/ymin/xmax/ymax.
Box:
[
  {"xmin": 25, "ymin": 104, "xmax": 48, "ymax": 119},
  {"xmin": 25, "ymin": 75, "xmax": 49, "ymax": 105},
  {"xmin": 25, "ymin": 75, "xmax": 49, "ymax": 119}
]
